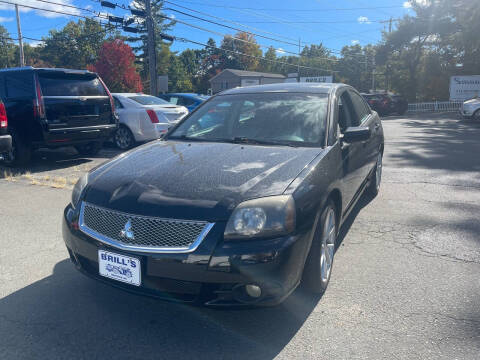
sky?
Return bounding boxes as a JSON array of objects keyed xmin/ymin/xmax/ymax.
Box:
[{"xmin": 0, "ymin": 0, "xmax": 414, "ymax": 57}]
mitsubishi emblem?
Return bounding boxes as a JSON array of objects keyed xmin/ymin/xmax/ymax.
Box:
[{"xmin": 120, "ymin": 219, "xmax": 135, "ymax": 240}]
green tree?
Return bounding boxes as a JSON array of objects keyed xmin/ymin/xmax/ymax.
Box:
[
  {"xmin": 0, "ymin": 25, "xmax": 15, "ymax": 68},
  {"xmin": 40, "ymin": 19, "xmax": 113, "ymax": 69},
  {"xmin": 219, "ymin": 32, "xmax": 262, "ymax": 71}
]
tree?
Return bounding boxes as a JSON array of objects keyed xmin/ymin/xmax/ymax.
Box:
[
  {"xmin": 219, "ymin": 32, "xmax": 262, "ymax": 70},
  {"xmin": 40, "ymin": 19, "xmax": 113, "ymax": 69},
  {"xmin": 0, "ymin": 25, "xmax": 15, "ymax": 68},
  {"xmin": 127, "ymin": 0, "xmax": 175, "ymax": 80},
  {"xmin": 88, "ymin": 40, "xmax": 142, "ymax": 93}
]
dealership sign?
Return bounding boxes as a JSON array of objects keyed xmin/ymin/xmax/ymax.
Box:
[
  {"xmin": 449, "ymin": 75, "xmax": 480, "ymax": 100},
  {"xmin": 300, "ymin": 76, "xmax": 333, "ymax": 83}
]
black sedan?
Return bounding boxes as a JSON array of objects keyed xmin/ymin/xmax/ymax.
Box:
[{"xmin": 63, "ymin": 83, "xmax": 384, "ymax": 306}]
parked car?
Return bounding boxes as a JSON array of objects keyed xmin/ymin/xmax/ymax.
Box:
[
  {"xmin": 112, "ymin": 93, "xmax": 189, "ymax": 150},
  {"xmin": 63, "ymin": 82, "xmax": 384, "ymax": 306},
  {"xmin": 0, "ymin": 99, "xmax": 12, "ymax": 155},
  {"xmin": 0, "ymin": 67, "xmax": 117, "ymax": 166},
  {"xmin": 158, "ymin": 93, "xmax": 210, "ymax": 112},
  {"xmin": 362, "ymin": 93, "xmax": 408, "ymax": 116},
  {"xmin": 460, "ymin": 96, "xmax": 480, "ymax": 120}
]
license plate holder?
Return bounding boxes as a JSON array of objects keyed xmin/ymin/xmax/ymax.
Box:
[{"xmin": 98, "ymin": 250, "xmax": 141, "ymax": 286}]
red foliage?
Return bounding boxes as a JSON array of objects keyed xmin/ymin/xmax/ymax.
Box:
[{"xmin": 89, "ymin": 39, "xmax": 142, "ymax": 93}]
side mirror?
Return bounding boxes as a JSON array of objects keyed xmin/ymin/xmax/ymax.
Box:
[{"xmin": 342, "ymin": 126, "xmax": 371, "ymax": 143}]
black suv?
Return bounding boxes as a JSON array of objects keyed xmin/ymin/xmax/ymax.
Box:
[{"xmin": 0, "ymin": 67, "xmax": 118, "ymax": 166}]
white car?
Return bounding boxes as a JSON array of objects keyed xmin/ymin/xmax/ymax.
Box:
[
  {"xmin": 112, "ymin": 93, "xmax": 189, "ymax": 149},
  {"xmin": 460, "ymin": 97, "xmax": 480, "ymax": 120}
]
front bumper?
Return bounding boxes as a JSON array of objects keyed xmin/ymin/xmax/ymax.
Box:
[
  {"xmin": 62, "ymin": 205, "xmax": 311, "ymax": 306},
  {"xmin": 0, "ymin": 134, "xmax": 12, "ymax": 153}
]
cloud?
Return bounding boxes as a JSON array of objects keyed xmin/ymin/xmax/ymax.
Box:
[
  {"xmin": 26, "ymin": 40, "xmax": 43, "ymax": 48},
  {"xmin": 275, "ymin": 48, "xmax": 286, "ymax": 54},
  {"xmin": 403, "ymin": 1, "xmax": 412, "ymax": 8},
  {"xmin": 0, "ymin": 16, "xmax": 13, "ymax": 22},
  {"xmin": 403, "ymin": 0, "xmax": 430, "ymax": 8},
  {"xmin": 357, "ymin": 16, "xmax": 371, "ymax": 24},
  {"xmin": 351, "ymin": 40, "xmax": 360, "ymax": 45},
  {"xmin": 0, "ymin": 0, "xmax": 81, "ymax": 19}
]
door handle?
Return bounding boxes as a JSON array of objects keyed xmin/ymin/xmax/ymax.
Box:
[{"xmin": 374, "ymin": 123, "xmax": 380, "ymax": 132}]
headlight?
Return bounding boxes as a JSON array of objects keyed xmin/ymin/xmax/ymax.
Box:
[
  {"xmin": 224, "ymin": 195, "xmax": 296, "ymax": 239},
  {"xmin": 71, "ymin": 173, "xmax": 88, "ymax": 208}
]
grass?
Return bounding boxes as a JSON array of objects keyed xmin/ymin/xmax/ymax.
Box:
[{"xmin": 50, "ymin": 176, "xmax": 67, "ymax": 189}]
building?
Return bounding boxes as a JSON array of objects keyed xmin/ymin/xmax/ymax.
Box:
[{"xmin": 209, "ymin": 69, "xmax": 286, "ymax": 94}]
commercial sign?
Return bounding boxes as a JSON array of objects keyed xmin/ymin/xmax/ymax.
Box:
[
  {"xmin": 241, "ymin": 79, "xmax": 260, "ymax": 87},
  {"xmin": 449, "ymin": 75, "xmax": 480, "ymax": 100},
  {"xmin": 300, "ymin": 76, "xmax": 333, "ymax": 83},
  {"xmin": 157, "ymin": 75, "xmax": 168, "ymax": 93}
]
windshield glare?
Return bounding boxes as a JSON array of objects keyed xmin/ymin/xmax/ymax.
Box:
[{"xmin": 168, "ymin": 93, "xmax": 328, "ymax": 146}]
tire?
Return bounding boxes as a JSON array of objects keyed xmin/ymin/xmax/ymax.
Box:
[
  {"xmin": 367, "ymin": 152, "xmax": 383, "ymax": 197},
  {"xmin": 114, "ymin": 125, "xmax": 135, "ymax": 150},
  {"xmin": 3, "ymin": 129, "xmax": 31, "ymax": 167},
  {"xmin": 75, "ymin": 141, "xmax": 103, "ymax": 156},
  {"xmin": 473, "ymin": 109, "xmax": 480, "ymax": 121},
  {"xmin": 303, "ymin": 200, "xmax": 337, "ymax": 294}
]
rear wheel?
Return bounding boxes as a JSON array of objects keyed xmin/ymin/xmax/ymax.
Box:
[
  {"xmin": 303, "ymin": 201, "xmax": 337, "ymax": 294},
  {"xmin": 114, "ymin": 125, "xmax": 135, "ymax": 150},
  {"xmin": 3, "ymin": 129, "xmax": 31, "ymax": 167},
  {"xmin": 75, "ymin": 141, "xmax": 103, "ymax": 156}
]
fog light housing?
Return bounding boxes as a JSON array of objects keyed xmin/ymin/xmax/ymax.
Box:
[{"xmin": 245, "ymin": 284, "xmax": 262, "ymax": 298}]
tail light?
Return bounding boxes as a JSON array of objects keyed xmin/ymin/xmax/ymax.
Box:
[
  {"xmin": 97, "ymin": 76, "xmax": 115, "ymax": 113},
  {"xmin": 33, "ymin": 75, "xmax": 45, "ymax": 119},
  {"xmin": 0, "ymin": 102, "xmax": 7, "ymax": 128},
  {"xmin": 146, "ymin": 109, "xmax": 159, "ymax": 123},
  {"xmin": 368, "ymin": 100, "xmax": 374, "ymax": 105}
]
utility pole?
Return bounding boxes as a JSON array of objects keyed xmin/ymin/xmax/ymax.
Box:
[
  {"xmin": 372, "ymin": 56, "xmax": 376, "ymax": 92},
  {"xmin": 145, "ymin": 0, "xmax": 157, "ymax": 96},
  {"xmin": 15, "ymin": 5, "xmax": 25, "ymax": 67},
  {"xmin": 297, "ymin": 38, "xmax": 301, "ymax": 82}
]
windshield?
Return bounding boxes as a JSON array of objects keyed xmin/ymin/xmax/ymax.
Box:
[
  {"xmin": 168, "ymin": 93, "xmax": 328, "ymax": 147},
  {"xmin": 129, "ymin": 95, "xmax": 170, "ymax": 105},
  {"xmin": 39, "ymin": 73, "xmax": 106, "ymax": 97}
]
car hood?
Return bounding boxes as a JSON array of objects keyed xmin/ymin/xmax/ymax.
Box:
[
  {"xmin": 84, "ymin": 141, "xmax": 323, "ymax": 221},
  {"xmin": 463, "ymin": 98, "xmax": 480, "ymax": 105}
]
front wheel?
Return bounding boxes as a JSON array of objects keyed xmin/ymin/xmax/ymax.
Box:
[
  {"xmin": 303, "ymin": 201, "xmax": 337, "ymax": 294},
  {"xmin": 367, "ymin": 152, "xmax": 383, "ymax": 197},
  {"xmin": 473, "ymin": 109, "xmax": 480, "ymax": 121}
]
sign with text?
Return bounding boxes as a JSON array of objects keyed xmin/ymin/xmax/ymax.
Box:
[
  {"xmin": 300, "ymin": 76, "xmax": 333, "ymax": 83},
  {"xmin": 449, "ymin": 75, "xmax": 480, "ymax": 100},
  {"xmin": 241, "ymin": 79, "xmax": 260, "ymax": 87}
]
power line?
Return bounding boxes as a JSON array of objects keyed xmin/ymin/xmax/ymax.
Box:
[
  {"xmin": 164, "ymin": 0, "xmax": 405, "ymax": 12},
  {"xmin": 175, "ymin": 36, "xmax": 338, "ymax": 73},
  {"xmin": 25, "ymin": 0, "xmax": 100, "ymax": 15}
]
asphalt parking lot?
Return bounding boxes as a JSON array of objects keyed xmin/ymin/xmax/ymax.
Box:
[{"xmin": 0, "ymin": 113, "xmax": 479, "ymax": 359}]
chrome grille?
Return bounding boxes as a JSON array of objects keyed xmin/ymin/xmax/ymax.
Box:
[{"xmin": 79, "ymin": 202, "xmax": 213, "ymax": 253}]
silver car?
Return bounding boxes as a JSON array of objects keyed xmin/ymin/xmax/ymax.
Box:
[
  {"xmin": 460, "ymin": 97, "xmax": 480, "ymax": 120},
  {"xmin": 112, "ymin": 93, "xmax": 188, "ymax": 149}
]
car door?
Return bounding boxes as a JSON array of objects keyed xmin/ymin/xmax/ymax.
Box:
[
  {"xmin": 348, "ymin": 89, "xmax": 380, "ymax": 178},
  {"xmin": 337, "ymin": 90, "xmax": 369, "ymax": 211}
]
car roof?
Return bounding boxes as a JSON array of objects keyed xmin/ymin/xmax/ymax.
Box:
[
  {"xmin": 112, "ymin": 93, "xmax": 148, "ymax": 97},
  {"xmin": 218, "ymin": 82, "xmax": 346, "ymax": 96},
  {"xmin": 164, "ymin": 93, "xmax": 207, "ymax": 98},
  {"xmin": 0, "ymin": 66, "xmax": 93, "ymax": 75}
]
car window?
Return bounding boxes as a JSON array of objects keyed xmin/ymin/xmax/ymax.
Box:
[
  {"xmin": 38, "ymin": 73, "xmax": 106, "ymax": 97},
  {"xmin": 6, "ymin": 73, "xmax": 33, "ymax": 98},
  {"xmin": 128, "ymin": 95, "xmax": 169, "ymax": 105},
  {"xmin": 168, "ymin": 96, "xmax": 180, "ymax": 105},
  {"xmin": 169, "ymin": 93, "xmax": 328, "ymax": 147},
  {"xmin": 338, "ymin": 91, "xmax": 357, "ymax": 131},
  {"xmin": 113, "ymin": 97, "xmax": 124, "ymax": 109},
  {"xmin": 181, "ymin": 97, "xmax": 196, "ymax": 106},
  {"xmin": 349, "ymin": 90, "xmax": 370, "ymax": 123}
]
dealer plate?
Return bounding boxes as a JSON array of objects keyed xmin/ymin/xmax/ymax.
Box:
[{"xmin": 98, "ymin": 250, "xmax": 141, "ymax": 286}]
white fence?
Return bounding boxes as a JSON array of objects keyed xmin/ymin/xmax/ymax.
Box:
[{"xmin": 407, "ymin": 101, "xmax": 462, "ymax": 113}]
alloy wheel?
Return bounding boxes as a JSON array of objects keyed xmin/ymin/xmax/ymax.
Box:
[
  {"xmin": 320, "ymin": 207, "xmax": 336, "ymax": 282},
  {"xmin": 115, "ymin": 127, "xmax": 133, "ymax": 150}
]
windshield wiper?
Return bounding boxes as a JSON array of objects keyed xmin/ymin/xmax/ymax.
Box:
[
  {"xmin": 168, "ymin": 135, "xmax": 220, "ymax": 142},
  {"xmin": 231, "ymin": 137, "xmax": 298, "ymax": 147}
]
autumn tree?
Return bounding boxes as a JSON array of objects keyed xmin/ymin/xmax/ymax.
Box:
[
  {"xmin": 88, "ymin": 40, "xmax": 142, "ymax": 93},
  {"xmin": 220, "ymin": 32, "xmax": 262, "ymax": 70}
]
